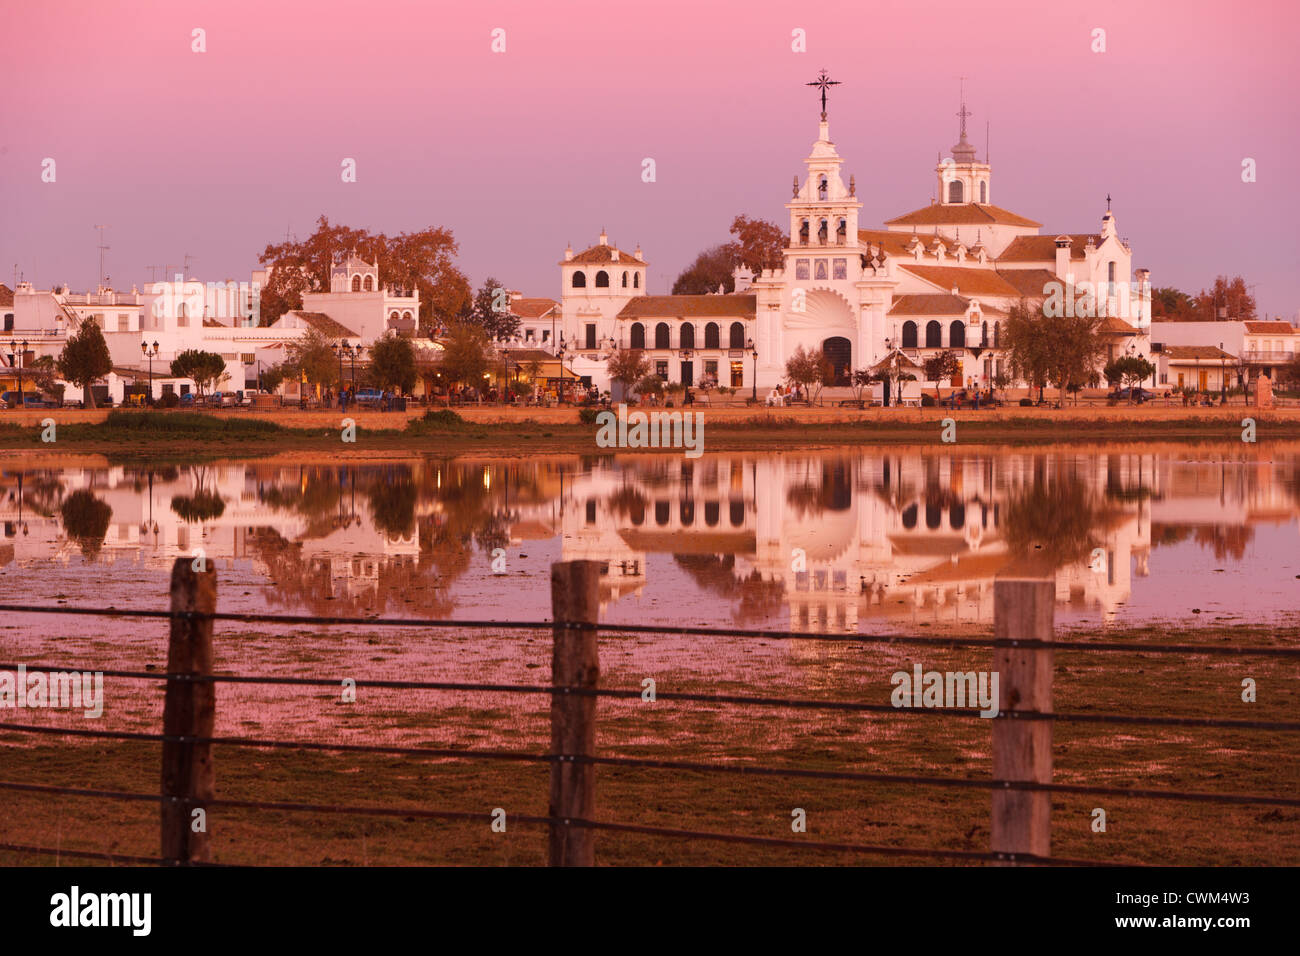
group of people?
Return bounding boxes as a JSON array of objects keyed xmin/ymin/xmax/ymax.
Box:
[{"xmin": 765, "ymin": 383, "xmax": 805, "ymax": 407}]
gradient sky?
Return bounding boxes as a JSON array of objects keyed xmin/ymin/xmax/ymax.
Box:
[{"xmin": 2, "ymin": 0, "xmax": 1298, "ymax": 317}]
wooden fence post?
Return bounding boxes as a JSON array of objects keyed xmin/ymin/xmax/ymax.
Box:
[
  {"xmin": 161, "ymin": 557, "xmax": 216, "ymax": 865},
  {"xmin": 549, "ymin": 560, "xmax": 601, "ymax": 867},
  {"xmin": 991, "ymin": 576, "xmax": 1054, "ymax": 865}
]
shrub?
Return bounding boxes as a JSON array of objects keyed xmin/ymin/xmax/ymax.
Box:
[
  {"xmin": 404, "ymin": 408, "xmax": 466, "ymax": 434},
  {"xmin": 920, "ymin": 394, "xmax": 936, "ymax": 407},
  {"xmin": 578, "ymin": 407, "xmax": 601, "ymax": 425},
  {"xmin": 1019, "ymin": 398, "xmax": 1034, "ymax": 407},
  {"xmin": 161, "ymin": 392, "xmax": 180, "ymax": 408}
]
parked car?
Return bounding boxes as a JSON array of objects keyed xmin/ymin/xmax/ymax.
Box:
[
  {"xmin": 208, "ymin": 392, "xmax": 236, "ymax": 407},
  {"xmin": 1108, "ymin": 387, "xmax": 1154, "ymax": 403},
  {"xmin": 353, "ymin": 388, "xmax": 384, "ymax": 407}
]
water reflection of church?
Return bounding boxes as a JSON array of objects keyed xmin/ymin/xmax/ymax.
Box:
[{"xmin": 561, "ymin": 453, "xmax": 1169, "ymax": 630}]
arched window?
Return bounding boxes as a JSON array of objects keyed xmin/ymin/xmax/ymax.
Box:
[
  {"xmin": 1107, "ymin": 261, "xmax": 1116, "ymax": 295},
  {"xmin": 679, "ymin": 500, "xmax": 695, "ymax": 526},
  {"xmin": 901, "ymin": 321, "xmax": 918, "ymax": 349},
  {"xmin": 925, "ymin": 321, "xmax": 942, "ymax": 348},
  {"xmin": 351, "ymin": 275, "xmax": 362, "ymax": 292},
  {"xmin": 979, "ymin": 181, "xmax": 987, "ymax": 203},
  {"xmin": 363, "ymin": 275, "xmax": 374, "ymax": 291},
  {"xmin": 630, "ymin": 323, "xmax": 646, "ymax": 349},
  {"xmin": 981, "ymin": 321, "xmax": 989, "ymax": 347},
  {"xmin": 633, "ymin": 273, "xmax": 640, "ymax": 289},
  {"xmin": 595, "ymin": 271, "xmax": 609, "ymax": 288},
  {"xmin": 621, "ymin": 272, "xmax": 628, "ymax": 288},
  {"xmin": 402, "ymin": 311, "xmax": 412, "ymax": 321},
  {"xmin": 926, "ymin": 501, "xmax": 942, "ymax": 530},
  {"xmin": 950, "ymin": 502, "xmax": 966, "ymax": 530},
  {"xmin": 655, "ymin": 501, "xmax": 670, "ymax": 526},
  {"xmin": 818, "ymin": 175, "xmax": 828, "ymax": 200},
  {"xmin": 729, "ymin": 499, "xmax": 745, "ymax": 526},
  {"xmin": 704, "ymin": 501, "xmax": 720, "ymax": 526},
  {"xmin": 390, "ymin": 311, "xmax": 400, "ymax": 321},
  {"xmin": 572, "ymin": 271, "xmax": 586, "ymax": 288},
  {"xmin": 729, "ymin": 322, "xmax": 745, "ymax": 349},
  {"xmin": 993, "ymin": 322, "xmax": 1001, "ymax": 347},
  {"xmin": 948, "ymin": 180, "xmax": 963, "ymax": 203},
  {"xmin": 902, "ymin": 504, "xmax": 918, "ymax": 529},
  {"xmin": 818, "ymin": 219, "xmax": 828, "ymax": 244},
  {"xmin": 704, "ymin": 323, "xmax": 720, "ymax": 349},
  {"xmin": 949, "ymin": 321, "xmax": 966, "ymax": 348},
  {"xmin": 655, "ymin": 322, "xmax": 671, "ymax": 350},
  {"xmin": 680, "ymin": 323, "xmax": 695, "ymax": 349}
]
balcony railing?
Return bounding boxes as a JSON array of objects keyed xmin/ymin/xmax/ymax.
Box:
[{"xmin": 1241, "ymin": 350, "xmax": 1296, "ymax": 363}]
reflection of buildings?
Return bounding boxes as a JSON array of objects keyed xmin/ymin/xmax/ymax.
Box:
[
  {"xmin": 556, "ymin": 452, "xmax": 1261, "ymax": 630},
  {"xmin": 2, "ymin": 450, "xmax": 1297, "ymax": 630}
]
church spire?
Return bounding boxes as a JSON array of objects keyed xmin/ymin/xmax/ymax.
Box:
[{"xmin": 951, "ymin": 78, "xmax": 977, "ymax": 164}]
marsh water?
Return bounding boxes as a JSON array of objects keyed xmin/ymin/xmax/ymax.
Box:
[{"xmin": 4, "ymin": 443, "xmax": 1299, "ymax": 637}]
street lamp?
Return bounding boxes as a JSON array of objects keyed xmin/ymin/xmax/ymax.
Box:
[
  {"xmin": 556, "ymin": 341, "xmax": 567, "ymax": 403},
  {"xmin": 7, "ymin": 339, "xmax": 28, "ymax": 406},
  {"xmin": 747, "ymin": 337, "xmax": 757, "ymax": 402},
  {"xmin": 1219, "ymin": 342, "xmax": 1227, "ymax": 404},
  {"xmin": 141, "ymin": 340, "xmax": 159, "ymax": 404}
]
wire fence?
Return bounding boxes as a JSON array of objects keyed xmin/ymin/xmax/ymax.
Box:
[{"xmin": 0, "ymin": 560, "xmax": 1295, "ymax": 866}]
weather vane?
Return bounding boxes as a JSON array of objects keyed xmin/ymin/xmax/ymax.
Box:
[{"xmin": 807, "ymin": 69, "xmax": 840, "ymax": 118}]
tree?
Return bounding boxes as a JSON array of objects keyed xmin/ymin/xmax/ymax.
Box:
[
  {"xmin": 1151, "ymin": 286, "xmax": 1196, "ymax": 320},
  {"xmin": 257, "ymin": 215, "xmax": 472, "ymax": 328},
  {"xmin": 169, "ymin": 349, "xmax": 228, "ymax": 401},
  {"xmin": 849, "ymin": 368, "xmax": 874, "ymax": 404},
  {"xmin": 285, "ymin": 327, "xmax": 338, "ymax": 389},
  {"xmin": 922, "ymin": 351, "xmax": 963, "ymax": 402},
  {"xmin": 1003, "ymin": 299, "xmax": 1105, "ymax": 406},
  {"xmin": 55, "ymin": 319, "xmax": 113, "ymax": 408},
  {"xmin": 259, "ymin": 362, "xmax": 287, "ymax": 394},
  {"xmin": 672, "ymin": 244, "xmax": 740, "ymax": 294},
  {"xmin": 725, "ymin": 215, "xmax": 785, "ymax": 274},
  {"xmin": 1103, "ymin": 356, "xmax": 1157, "ymax": 399},
  {"xmin": 785, "ymin": 345, "xmax": 833, "ymax": 405},
  {"xmin": 27, "ymin": 355, "xmax": 58, "ymax": 394},
  {"xmin": 606, "ymin": 348, "xmax": 651, "ymax": 398},
  {"xmin": 60, "ymin": 489, "xmax": 112, "ymax": 559},
  {"xmin": 367, "ymin": 333, "xmax": 417, "ymax": 394},
  {"xmin": 1194, "ymin": 275, "xmax": 1256, "ymax": 322},
  {"xmin": 467, "ymin": 277, "xmax": 520, "ymax": 340},
  {"xmin": 635, "ymin": 372, "xmax": 665, "ymax": 401},
  {"xmin": 439, "ymin": 323, "xmax": 493, "ymax": 392}
]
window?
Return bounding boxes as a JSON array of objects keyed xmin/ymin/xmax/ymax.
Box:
[
  {"xmin": 902, "ymin": 321, "xmax": 918, "ymax": 348},
  {"xmin": 704, "ymin": 359, "xmax": 718, "ymax": 380},
  {"xmin": 981, "ymin": 321, "xmax": 988, "ymax": 346},
  {"xmin": 655, "ymin": 360, "xmax": 668, "ymax": 380},
  {"xmin": 925, "ymin": 321, "xmax": 942, "ymax": 348},
  {"xmin": 815, "ymin": 259, "xmax": 828, "ymax": 280},
  {"xmin": 118, "ymin": 313, "xmax": 130, "ymax": 332},
  {"xmin": 572, "ymin": 271, "xmax": 586, "ymax": 288},
  {"xmin": 948, "ymin": 180, "xmax": 963, "ymax": 203},
  {"xmin": 363, "ymin": 275, "xmax": 374, "ymax": 291},
  {"xmin": 655, "ymin": 323, "xmax": 670, "ymax": 349},
  {"xmin": 795, "ymin": 259, "xmax": 810, "ymax": 280},
  {"xmin": 680, "ymin": 323, "xmax": 695, "ymax": 349},
  {"xmin": 837, "ymin": 219, "xmax": 847, "ymax": 244},
  {"xmin": 730, "ymin": 360, "xmax": 744, "ymax": 386},
  {"xmin": 176, "ymin": 304, "xmax": 187, "ymax": 327},
  {"xmin": 595, "ymin": 271, "xmax": 610, "ymax": 288},
  {"xmin": 390, "ymin": 311, "xmax": 400, "ymax": 322},
  {"xmin": 704, "ymin": 323, "xmax": 720, "ymax": 349},
  {"xmin": 630, "ymin": 323, "xmax": 645, "ymax": 349},
  {"xmin": 980, "ymin": 181, "xmax": 987, "ymax": 203},
  {"xmin": 729, "ymin": 322, "xmax": 746, "ymax": 349},
  {"xmin": 633, "ymin": 273, "xmax": 640, "ymax": 289},
  {"xmin": 818, "ymin": 219, "xmax": 828, "ymax": 244},
  {"xmin": 403, "ymin": 311, "xmax": 412, "ymax": 322},
  {"xmin": 949, "ymin": 321, "xmax": 965, "ymax": 347},
  {"xmin": 993, "ymin": 322, "xmax": 1000, "ymax": 347},
  {"xmin": 585, "ymin": 324, "xmax": 596, "ymax": 349},
  {"xmin": 241, "ymin": 353, "xmax": 255, "ymax": 364},
  {"xmin": 2, "ymin": 314, "xmax": 11, "ymax": 331},
  {"xmin": 1107, "ymin": 261, "xmax": 1116, "ymax": 295},
  {"xmin": 351, "ymin": 275, "xmax": 361, "ymax": 292},
  {"xmin": 621, "ymin": 272, "xmax": 628, "ymax": 288},
  {"xmin": 833, "ymin": 258, "xmax": 847, "ymax": 280},
  {"xmin": 817, "ymin": 175, "xmax": 828, "ymax": 200}
]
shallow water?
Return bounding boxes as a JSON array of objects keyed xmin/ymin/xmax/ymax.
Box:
[{"xmin": 3, "ymin": 444, "xmax": 1298, "ymax": 639}]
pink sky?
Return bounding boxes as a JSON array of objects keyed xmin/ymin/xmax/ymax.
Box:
[{"xmin": 1, "ymin": 0, "xmax": 1297, "ymax": 317}]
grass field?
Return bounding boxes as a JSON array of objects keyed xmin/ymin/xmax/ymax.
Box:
[{"xmin": 2, "ymin": 620, "xmax": 1295, "ymax": 866}]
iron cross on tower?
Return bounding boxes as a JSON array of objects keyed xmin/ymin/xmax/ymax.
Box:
[{"xmin": 807, "ymin": 70, "xmax": 840, "ymax": 118}]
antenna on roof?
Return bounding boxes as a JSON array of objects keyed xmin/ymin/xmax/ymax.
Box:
[{"xmin": 985, "ymin": 120, "xmax": 990, "ymax": 163}]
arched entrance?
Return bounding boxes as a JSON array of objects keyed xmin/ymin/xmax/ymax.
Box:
[{"xmin": 822, "ymin": 337, "xmax": 851, "ymax": 386}]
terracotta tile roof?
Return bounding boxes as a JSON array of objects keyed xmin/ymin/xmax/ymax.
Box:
[
  {"xmin": 202, "ymin": 317, "xmax": 226, "ymax": 328},
  {"xmin": 884, "ymin": 203, "xmax": 1041, "ymax": 229},
  {"xmin": 888, "ymin": 294, "xmax": 971, "ymax": 317},
  {"xmin": 1162, "ymin": 345, "xmax": 1237, "ymax": 361},
  {"xmin": 1244, "ymin": 321, "xmax": 1297, "ymax": 334},
  {"xmin": 510, "ymin": 298, "xmax": 558, "ymax": 319},
  {"xmin": 500, "ymin": 348, "xmax": 556, "ymax": 363},
  {"xmin": 857, "ymin": 230, "xmax": 923, "ymax": 258},
  {"xmin": 899, "ymin": 264, "xmax": 1023, "ymax": 298},
  {"xmin": 0, "ymin": 284, "xmax": 13, "ymax": 308},
  {"xmin": 997, "ymin": 235, "xmax": 1100, "ymax": 263},
  {"xmin": 995, "ymin": 268, "xmax": 1064, "ymax": 299},
  {"xmin": 868, "ymin": 350, "xmax": 925, "ymax": 375},
  {"xmin": 617, "ymin": 295, "xmax": 756, "ymax": 319},
  {"xmin": 1099, "ymin": 317, "xmax": 1140, "ymax": 335},
  {"xmin": 561, "ymin": 245, "xmax": 646, "ymax": 266},
  {"xmin": 294, "ymin": 311, "xmax": 359, "ymax": 339}
]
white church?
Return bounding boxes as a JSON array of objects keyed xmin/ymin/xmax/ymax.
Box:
[{"xmin": 556, "ymin": 79, "xmax": 1153, "ymax": 400}]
